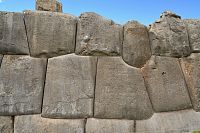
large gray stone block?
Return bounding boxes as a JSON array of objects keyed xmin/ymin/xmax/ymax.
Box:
[
  {"xmin": 14, "ymin": 115, "xmax": 84, "ymax": 133},
  {"xmin": 24, "ymin": 10, "xmax": 77, "ymax": 58},
  {"xmin": 180, "ymin": 53, "xmax": 200, "ymax": 111},
  {"xmin": 42, "ymin": 54, "xmax": 97, "ymax": 118},
  {"xmin": 0, "ymin": 11, "xmax": 29, "ymax": 55},
  {"xmin": 141, "ymin": 56, "xmax": 192, "ymax": 112},
  {"xmin": 86, "ymin": 118, "xmax": 134, "ymax": 133},
  {"xmin": 76, "ymin": 12, "xmax": 123, "ymax": 56},
  {"xmin": 123, "ymin": 21, "xmax": 151, "ymax": 68},
  {"xmin": 136, "ymin": 110, "xmax": 200, "ymax": 133},
  {"xmin": 0, "ymin": 116, "xmax": 13, "ymax": 133},
  {"xmin": 94, "ymin": 57, "xmax": 153, "ymax": 120},
  {"xmin": 149, "ymin": 11, "xmax": 190, "ymax": 57},
  {"xmin": 184, "ymin": 19, "xmax": 200, "ymax": 52},
  {"xmin": 0, "ymin": 55, "xmax": 47, "ymax": 115}
]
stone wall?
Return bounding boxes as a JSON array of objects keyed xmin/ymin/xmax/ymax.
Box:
[{"xmin": 0, "ymin": 10, "xmax": 200, "ymax": 132}]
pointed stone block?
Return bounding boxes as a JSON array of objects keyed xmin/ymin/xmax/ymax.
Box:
[
  {"xmin": 94, "ymin": 57, "xmax": 153, "ymax": 120},
  {"xmin": 24, "ymin": 10, "xmax": 77, "ymax": 58},
  {"xmin": 142, "ymin": 56, "xmax": 192, "ymax": 112},
  {"xmin": 86, "ymin": 118, "xmax": 134, "ymax": 133},
  {"xmin": 76, "ymin": 12, "xmax": 123, "ymax": 56},
  {"xmin": 42, "ymin": 54, "xmax": 97, "ymax": 118},
  {"xmin": 0, "ymin": 11, "xmax": 29, "ymax": 55},
  {"xmin": 149, "ymin": 11, "xmax": 190, "ymax": 57},
  {"xmin": 0, "ymin": 55, "xmax": 47, "ymax": 115},
  {"xmin": 14, "ymin": 115, "xmax": 84, "ymax": 133},
  {"xmin": 123, "ymin": 21, "xmax": 151, "ymax": 68}
]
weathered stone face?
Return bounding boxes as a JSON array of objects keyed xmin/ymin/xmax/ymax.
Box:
[
  {"xmin": 180, "ymin": 53, "xmax": 200, "ymax": 111},
  {"xmin": 0, "ymin": 116, "xmax": 13, "ymax": 133},
  {"xmin": 141, "ymin": 56, "xmax": 192, "ymax": 112},
  {"xmin": 94, "ymin": 57, "xmax": 153, "ymax": 120},
  {"xmin": 42, "ymin": 54, "xmax": 97, "ymax": 118},
  {"xmin": 86, "ymin": 118, "xmax": 134, "ymax": 133},
  {"xmin": 24, "ymin": 10, "xmax": 77, "ymax": 58},
  {"xmin": 36, "ymin": 0, "xmax": 63, "ymax": 12},
  {"xmin": 0, "ymin": 55, "xmax": 47, "ymax": 115},
  {"xmin": 149, "ymin": 11, "xmax": 190, "ymax": 57},
  {"xmin": 76, "ymin": 12, "xmax": 123, "ymax": 56},
  {"xmin": 0, "ymin": 11, "xmax": 29, "ymax": 55},
  {"xmin": 123, "ymin": 21, "xmax": 151, "ymax": 68},
  {"xmin": 0, "ymin": 54, "xmax": 3, "ymax": 65},
  {"xmin": 184, "ymin": 19, "xmax": 200, "ymax": 52},
  {"xmin": 14, "ymin": 115, "xmax": 84, "ymax": 133},
  {"xmin": 136, "ymin": 110, "xmax": 200, "ymax": 133}
]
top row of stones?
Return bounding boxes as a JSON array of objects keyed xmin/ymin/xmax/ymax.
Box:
[{"xmin": 0, "ymin": 10, "xmax": 200, "ymax": 67}]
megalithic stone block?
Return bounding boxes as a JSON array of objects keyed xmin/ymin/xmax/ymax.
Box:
[
  {"xmin": 36, "ymin": 0, "xmax": 63, "ymax": 12},
  {"xmin": 136, "ymin": 110, "xmax": 200, "ymax": 133},
  {"xmin": 42, "ymin": 54, "xmax": 97, "ymax": 118},
  {"xmin": 0, "ymin": 116, "xmax": 13, "ymax": 133},
  {"xmin": 123, "ymin": 21, "xmax": 151, "ymax": 68},
  {"xmin": 141, "ymin": 56, "xmax": 192, "ymax": 112},
  {"xmin": 76, "ymin": 12, "xmax": 123, "ymax": 56},
  {"xmin": 24, "ymin": 10, "xmax": 77, "ymax": 58},
  {"xmin": 14, "ymin": 115, "xmax": 84, "ymax": 133},
  {"xmin": 149, "ymin": 11, "xmax": 191, "ymax": 57},
  {"xmin": 94, "ymin": 57, "xmax": 153, "ymax": 120},
  {"xmin": 184, "ymin": 19, "xmax": 200, "ymax": 52},
  {"xmin": 86, "ymin": 118, "xmax": 135, "ymax": 133},
  {"xmin": 0, "ymin": 55, "xmax": 47, "ymax": 115},
  {"xmin": 0, "ymin": 11, "xmax": 29, "ymax": 55},
  {"xmin": 180, "ymin": 53, "xmax": 200, "ymax": 111}
]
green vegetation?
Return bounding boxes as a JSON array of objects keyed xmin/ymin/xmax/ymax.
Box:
[{"xmin": 193, "ymin": 131, "xmax": 200, "ymax": 133}]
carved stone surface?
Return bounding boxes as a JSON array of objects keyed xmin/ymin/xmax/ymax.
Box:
[
  {"xmin": 0, "ymin": 11, "xmax": 29, "ymax": 55},
  {"xmin": 86, "ymin": 118, "xmax": 134, "ymax": 133},
  {"xmin": 136, "ymin": 110, "xmax": 200, "ymax": 133},
  {"xmin": 0, "ymin": 55, "xmax": 47, "ymax": 115},
  {"xmin": 180, "ymin": 53, "xmax": 200, "ymax": 111},
  {"xmin": 76, "ymin": 12, "xmax": 123, "ymax": 56},
  {"xmin": 184, "ymin": 19, "xmax": 200, "ymax": 52},
  {"xmin": 14, "ymin": 115, "xmax": 84, "ymax": 133},
  {"xmin": 36, "ymin": 0, "xmax": 63, "ymax": 12},
  {"xmin": 94, "ymin": 57, "xmax": 153, "ymax": 120},
  {"xmin": 149, "ymin": 11, "xmax": 190, "ymax": 57},
  {"xmin": 123, "ymin": 21, "xmax": 151, "ymax": 68},
  {"xmin": 24, "ymin": 10, "xmax": 77, "ymax": 58},
  {"xmin": 0, "ymin": 116, "xmax": 13, "ymax": 133},
  {"xmin": 141, "ymin": 56, "xmax": 192, "ymax": 112},
  {"xmin": 42, "ymin": 54, "xmax": 97, "ymax": 118}
]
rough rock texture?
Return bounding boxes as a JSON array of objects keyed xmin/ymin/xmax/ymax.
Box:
[
  {"xmin": 76, "ymin": 12, "xmax": 123, "ymax": 56},
  {"xmin": 42, "ymin": 54, "xmax": 97, "ymax": 118},
  {"xmin": 136, "ymin": 110, "xmax": 200, "ymax": 133},
  {"xmin": 0, "ymin": 55, "xmax": 47, "ymax": 115},
  {"xmin": 141, "ymin": 56, "xmax": 192, "ymax": 112},
  {"xmin": 0, "ymin": 11, "xmax": 29, "ymax": 55},
  {"xmin": 0, "ymin": 116, "xmax": 13, "ymax": 133},
  {"xmin": 94, "ymin": 57, "xmax": 153, "ymax": 119},
  {"xmin": 180, "ymin": 53, "xmax": 200, "ymax": 111},
  {"xmin": 36, "ymin": 0, "xmax": 63, "ymax": 12},
  {"xmin": 24, "ymin": 10, "xmax": 77, "ymax": 58},
  {"xmin": 149, "ymin": 11, "xmax": 190, "ymax": 57},
  {"xmin": 184, "ymin": 19, "xmax": 200, "ymax": 52},
  {"xmin": 123, "ymin": 21, "xmax": 151, "ymax": 68},
  {"xmin": 86, "ymin": 118, "xmax": 134, "ymax": 133},
  {"xmin": 14, "ymin": 115, "xmax": 84, "ymax": 133}
]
